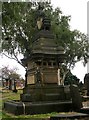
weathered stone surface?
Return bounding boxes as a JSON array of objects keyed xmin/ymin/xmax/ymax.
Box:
[
  {"xmin": 20, "ymin": 85, "xmax": 68, "ymax": 102},
  {"xmin": 70, "ymin": 85, "xmax": 83, "ymax": 111},
  {"xmin": 3, "ymin": 5, "xmax": 83, "ymax": 116},
  {"xmin": 84, "ymin": 73, "xmax": 89, "ymax": 96},
  {"xmin": 4, "ymin": 101, "xmax": 24, "ymax": 115},
  {"xmin": 25, "ymin": 101, "xmax": 72, "ymax": 115},
  {"xmin": 4, "ymin": 100, "xmax": 72, "ymax": 115}
]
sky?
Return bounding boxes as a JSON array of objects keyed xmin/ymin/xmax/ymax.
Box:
[
  {"xmin": 51, "ymin": 0, "xmax": 88, "ymax": 82},
  {"xmin": 0, "ymin": 0, "xmax": 88, "ymax": 82}
]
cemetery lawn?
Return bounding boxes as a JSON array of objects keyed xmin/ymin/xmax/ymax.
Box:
[
  {"xmin": 2, "ymin": 89, "xmax": 89, "ymax": 120},
  {"xmin": 2, "ymin": 89, "xmax": 58, "ymax": 119},
  {"xmin": 0, "ymin": 99, "xmax": 2, "ymax": 119}
]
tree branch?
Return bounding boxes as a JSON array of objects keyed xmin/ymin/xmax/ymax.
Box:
[{"xmin": 2, "ymin": 52, "xmax": 25, "ymax": 68}]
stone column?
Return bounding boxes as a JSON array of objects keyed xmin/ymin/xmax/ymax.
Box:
[{"xmin": 58, "ymin": 69, "xmax": 61, "ymax": 85}]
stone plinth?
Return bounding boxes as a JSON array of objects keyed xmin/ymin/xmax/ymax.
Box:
[
  {"xmin": 4, "ymin": 85, "xmax": 83, "ymax": 115},
  {"xmin": 20, "ymin": 85, "xmax": 71, "ymax": 102},
  {"xmin": 4, "ymin": 100, "xmax": 72, "ymax": 115}
]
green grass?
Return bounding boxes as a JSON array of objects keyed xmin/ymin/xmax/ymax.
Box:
[
  {"xmin": 2, "ymin": 89, "xmax": 22, "ymax": 99},
  {"xmin": 0, "ymin": 93, "xmax": 2, "ymax": 119},
  {"xmin": 2, "ymin": 111, "xmax": 58, "ymax": 119},
  {"xmin": 2, "ymin": 89, "xmax": 22, "ymax": 119},
  {"xmin": 1, "ymin": 89, "xmax": 89, "ymax": 120},
  {"xmin": 2, "ymin": 89, "xmax": 59, "ymax": 119}
]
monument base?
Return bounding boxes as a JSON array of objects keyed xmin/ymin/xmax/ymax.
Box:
[
  {"xmin": 20, "ymin": 85, "xmax": 71, "ymax": 102},
  {"xmin": 4, "ymin": 85, "xmax": 83, "ymax": 115},
  {"xmin": 4, "ymin": 100, "xmax": 72, "ymax": 115}
]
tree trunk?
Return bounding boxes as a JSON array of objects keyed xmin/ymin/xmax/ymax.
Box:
[
  {"xmin": 6, "ymin": 79, "xmax": 9, "ymax": 88},
  {"xmin": 9, "ymin": 79, "xmax": 12, "ymax": 90}
]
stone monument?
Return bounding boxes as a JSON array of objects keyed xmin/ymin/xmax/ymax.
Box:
[
  {"xmin": 22, "ymin": 4, "xmax": 65, "ymax": 86},
  {"xmin": 4, "ymin": 4, "xmax": 83, "ymax": 115}
]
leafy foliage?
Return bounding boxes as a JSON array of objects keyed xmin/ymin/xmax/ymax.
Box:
[
  {"xmin": 64, "ymin": 70, "xmax": 80, "ymax": 85},
  {"xmin": 1, "ymin": 2, "xmax": 89, "ymax": 72}
]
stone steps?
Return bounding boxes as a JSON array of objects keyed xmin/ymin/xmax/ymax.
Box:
[{"xmin": 4, "ymin": 100, "xmax": 72, "ymax": 115}]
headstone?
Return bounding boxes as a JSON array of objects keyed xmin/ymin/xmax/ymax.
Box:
[
  {"xmin": 84, "ymin": 73, "xmax": 89, "ymax": 96},
  {"xmin": 70, "ymin": 84, "xmax": 83, "ymax": 111}
]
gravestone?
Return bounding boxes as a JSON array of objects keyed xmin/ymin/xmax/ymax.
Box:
[
  {"xmin": 70, "ymin": 84, "xmax": 83, "ymax": 111},
  {"xmin": 84, "ymin": 73, "xmax": 89, "ymax": 96}
]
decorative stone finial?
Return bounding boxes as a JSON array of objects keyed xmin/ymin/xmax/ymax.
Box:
[{"xmin": 36, "ymin": 4, "xmax": 51, "ymax": 30}]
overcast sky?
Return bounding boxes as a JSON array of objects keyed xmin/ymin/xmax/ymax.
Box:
[
  {"xmin": 0, "ymin": 0, "xmax": 88, "ymax": 82},
  {"xmin": 51, "ymin": 0, "xmax": 88, "ymax": 82}
]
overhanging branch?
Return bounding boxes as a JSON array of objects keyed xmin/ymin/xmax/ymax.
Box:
[{"xmin": 2, "ymin": 52, "xmax": 25, "ymax": 68}]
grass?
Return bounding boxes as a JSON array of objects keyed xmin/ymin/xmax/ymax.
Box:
[
  {"xmin": 1, "ymin": 89, "xmax": 59, "ymax": 119},
  {"xmin": 2, "ymin": 89, "xmax": 23, "ymax": 119},
  {"xmin": 2, "ymin": 111, "xmax": 58, "ymax": 119},
  {"xmin": 1, "ymin": 89, "xmax": 89, "ymax": 120},
  {"xmin": 0, "ymin": 92, "xmax": 2, "ymax": 120},
  {"xmin": 2, "ymin": 89, "xmax": 22, "ymax": 99}
]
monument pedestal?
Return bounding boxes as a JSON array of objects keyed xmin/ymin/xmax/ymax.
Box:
[
  {"xmin": 20, "ymin": 84, "xmax": 71, "ymax": 102},
  {"xmin": 4, "ymin": 85, "xmax": 73, "ymax": 115},
  {"xmin": 4, "ymin": 100, "xmax": 72, "ymax": 115},
  {"xmin": 4, "ymin": 84, "xmax": 83, "ymax": 115}
]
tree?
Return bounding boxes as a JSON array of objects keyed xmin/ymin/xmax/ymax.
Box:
[
  {"xmin": 64, "ymin": 70, "xmax": 80, "ymax": 85},
  {"xmin": 1, "ymin": 66, "xmax": 23, "ymax": 90},
  {"xmin": 1, "ymin": 2, "xmax": 89, "ymax": 83}
]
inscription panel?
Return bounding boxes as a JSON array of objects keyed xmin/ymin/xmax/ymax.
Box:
[
  {"xmin": 43, "ymin": 73, "xmax": 58, "ymax": 83},
  {"xmin": 27, "ymin": 75, "xmax": 35, "ymax": 84}
]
